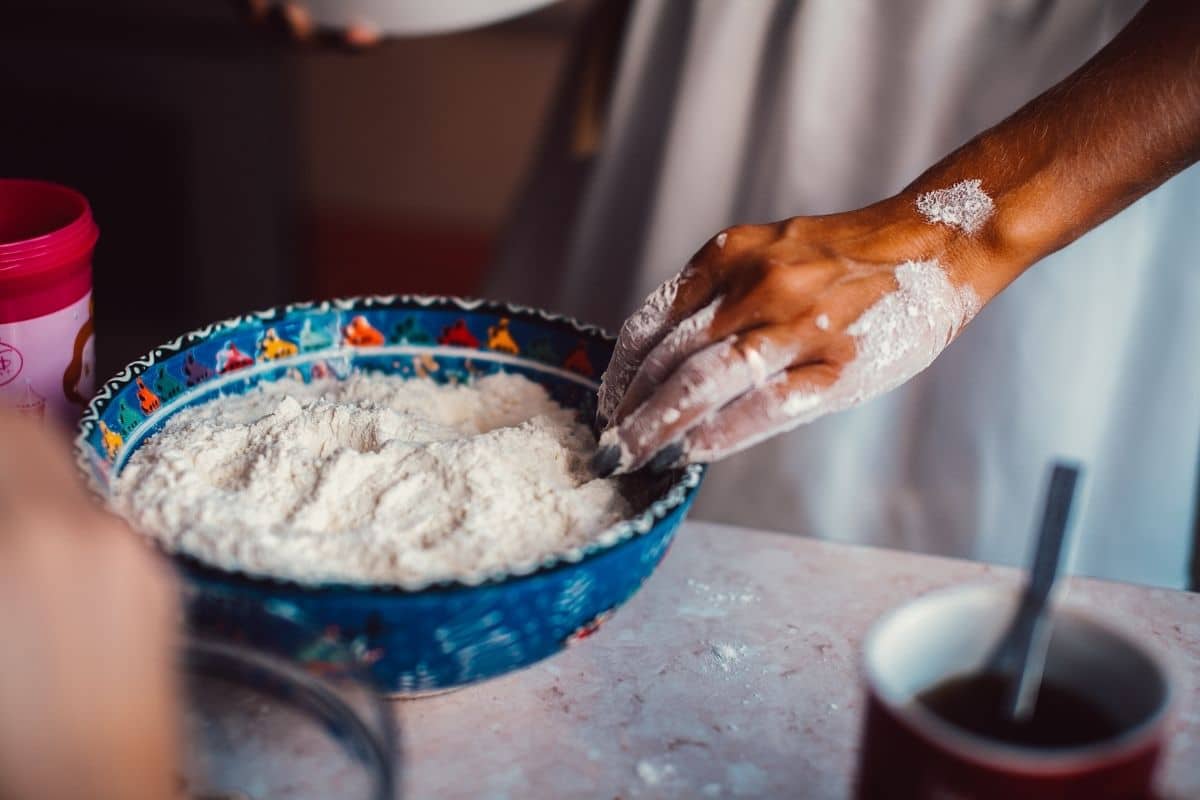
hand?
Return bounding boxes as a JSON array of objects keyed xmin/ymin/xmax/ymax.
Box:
[
  {"xmin": 0, "ymin": 415, "xmax": 180, "ymax": 800},
  {"xmin": 594, "ymin": 0, "xmax": 1200, "ymax": 477},
  {"xmin": 240, "ymin": 0, "xmax": 382, "ymax": 48},
  {"xmin": 592, "ymin": 196, "xmax": 993, "ymax": 475}
]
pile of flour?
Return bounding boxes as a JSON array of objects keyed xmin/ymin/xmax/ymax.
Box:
[{"xmin": 113, "ymin": 372, "xmax": 631, "ymax": 586}]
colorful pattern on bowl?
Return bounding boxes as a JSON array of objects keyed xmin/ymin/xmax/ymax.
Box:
[{"xmin": 75, "ymin": 296, "xmax": 704, "ymax": 694}]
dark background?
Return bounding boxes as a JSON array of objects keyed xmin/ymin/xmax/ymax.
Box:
[{"xmin": 0, "ymin": 0, "xmax": 582, "ymax": 378}]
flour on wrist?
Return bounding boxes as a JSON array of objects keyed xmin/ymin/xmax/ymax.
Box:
[{"xmin": 916, "ymin": 179, "xmax": 995, "ymax": 235}]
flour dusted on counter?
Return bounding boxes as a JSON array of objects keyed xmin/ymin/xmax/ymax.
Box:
[{"xmin": 113, "ymin": 372, "xmax": 631, "ymax": 586}]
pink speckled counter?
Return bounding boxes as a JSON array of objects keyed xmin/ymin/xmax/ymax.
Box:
[{"xmin": 391, "ymin": 521, "xmax": 1200, "ymax": 799}]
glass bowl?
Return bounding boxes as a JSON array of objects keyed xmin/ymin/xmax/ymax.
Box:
[{"xmin": 180, "ymin": 635, "xmax": 397, "ymax": 800}]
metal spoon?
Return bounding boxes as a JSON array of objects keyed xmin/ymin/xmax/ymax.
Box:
[{"xmin": 984, "ymin": 461, "xmax": 1082, "ymax": 721}]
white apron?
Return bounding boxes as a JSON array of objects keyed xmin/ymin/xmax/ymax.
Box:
[{"xmin": 488, "ymin": 0, "xmax": 1200, "ymax": 589}]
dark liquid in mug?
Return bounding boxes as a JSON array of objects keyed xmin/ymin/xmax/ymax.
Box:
[{"xmin": 916, "ymin": 672, "xmax": 1124, "ymax": 748}]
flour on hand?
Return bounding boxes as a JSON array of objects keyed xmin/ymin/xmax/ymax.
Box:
[
  {"xmin": 113, "ymin": 372, "xmax": 631, "ymax": 587},
  {"xmin": 685, "ymin": 259, "xmax": 979, "ymax": 461},
  {"xmin": 597, "ymin": 271, "xmax": 688, "ymax": 424}
]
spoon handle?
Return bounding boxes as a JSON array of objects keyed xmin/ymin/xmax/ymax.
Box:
[
  {"xmin": 1006, "ymin": 462, "xmax": 1082, "ymax": 719},
  {"xmin": 1028, "ymin": 464, "xmax": 1081, "ymax": 600}
]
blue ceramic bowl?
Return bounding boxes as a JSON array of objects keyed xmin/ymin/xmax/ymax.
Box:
[{"xmin": 75, "ymin": 296, "xmax": 703, "ymax": 695}]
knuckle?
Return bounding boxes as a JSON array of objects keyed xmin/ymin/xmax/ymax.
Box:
[
  {"xmin": 804, "ymin": 305, "xmax": 835, "ymax": 332},
  {"xmin": 814, "ymin": 362, "xmax": 844, "ymax": 387},
  {"xmin": 728, "ymin": 338, "xmax": 759, "ymax": 366},
  {"xmin": 722, "ymin": 224, "xmax": 747, "ymax": 241},
  {"xmin": 683, "ymin": 252, "xmax": 720, "ymax": 288},
  {"xmin": 758, "ymin": 259, "xmax": 798, "ymax": 295},
  {"xmin": 780, "ymin": 316, "xmax": 815, "ymax": 344},
  {"xmin": 821, "ymin": 336, "xmax": 858, "ymax": 367},
  {"xmin": 720, "ymin": 224, "xmax": 757, "ymax": 250},
  {"xmin": 781, "ymin": 217, "xmax": 811, "ymax": 239},
  {"xmin": 674, "ymin": 358, "xmax": 721, "ymax": 407}
]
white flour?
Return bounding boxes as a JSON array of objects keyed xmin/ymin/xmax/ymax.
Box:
[
  {"xmin": 635, "ymin": 759, "xmax": 677, "ymax": 787},
  {"xmin": 916, "ymin": 179, "xmax": 995, "ymax": 234},
  {"xmin": 709, "ymin": 641, "xmax": 750, "ymax": 673},
  {"xmin": 113, "ymin": 372, "xmax": 631, "ymax": 587},
  {"xmin": 687, "ymin": 259, "xmax": 979, "ymax": 462},
  {"xmin": 777, "ymin": 259, "xmax": 977, "ymax": 428},
  {"xmin": 686, "ymin": 578, "xmax": 757, "ymax": 607},
  {"xmin": 598, "ymin": 271, "xmax": 686, "ymax": 423}
]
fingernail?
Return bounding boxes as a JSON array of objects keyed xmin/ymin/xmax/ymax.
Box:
[
  {"xmin": 591, "ymin": 445, "xmax": 622, "ymax": 478},
  {"xmin": 647, "ymin": 442, "xmax": 685, "ymax": 474}
]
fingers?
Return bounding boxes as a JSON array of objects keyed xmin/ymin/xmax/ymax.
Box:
[
  {"xmin": 241, "ymin": 1, "xmax": 380, "ymax": 49},
  {"xmin": 595, "ymin": 321, "xmax": 839, "ymax": 474},
  {"xmin": 596, "ymin": 262, "xmax": 719, "ymax": 427},
  {"xmin": 678, "ymin": 362, "xmax": 845, "ymax": 464},
  {"xmin": 280, "ymin": 1, "xmax": 314, "ymax": 38},
  {"xmin": 343, "ymin": 20, "xmax": 382, "ymax": 48},
  {"xmin": 610, "ymin": 257, "xmax": 846, "ymax": 423},
  {"xmin": 609, "ymin": 296, "xmax": 725, "ymax": 423},
  {"xmin": 597, "ymin": 224, "xmax": 790, "ymax": 428}
]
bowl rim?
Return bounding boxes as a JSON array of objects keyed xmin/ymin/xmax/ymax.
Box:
[
  {"xmin": 183, "ymin": 635, "xmax": 397, "ymax": 799},
  {"xmin": 75, "ymin": 293, "xmax": 705, "ymax": 594}
]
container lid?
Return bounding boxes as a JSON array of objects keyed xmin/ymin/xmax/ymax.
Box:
[{"xmin": 0, "ymin": 179, "xmax": 98, "ymax": 322}]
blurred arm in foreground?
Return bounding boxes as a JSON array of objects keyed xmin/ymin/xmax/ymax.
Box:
[{"xmin": 0, "ymin": 414, "xmax": 179, "ymax": 800}]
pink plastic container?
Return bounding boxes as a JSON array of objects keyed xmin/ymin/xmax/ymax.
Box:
[{"xmin": 0, "ymin": 179, "xmax": 99, "ymax": 426}]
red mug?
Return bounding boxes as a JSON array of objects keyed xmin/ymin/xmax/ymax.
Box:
[{"xmin": 856, "ymin": 584, "xmax": 1172, "ymax": 800}]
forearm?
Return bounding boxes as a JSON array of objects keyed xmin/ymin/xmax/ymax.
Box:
[
  {"xmin": 595, "ymin": 0, "xmax": 1200, "ymax": 472},
  {"xmin": 903, "ymin": 0, "xmax": 1200, "ymax": 301}
]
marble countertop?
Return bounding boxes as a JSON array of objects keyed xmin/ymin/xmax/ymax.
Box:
[{"xmin": 393, "ymin": 521, "xmax": 1200, "ymax": 799}]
